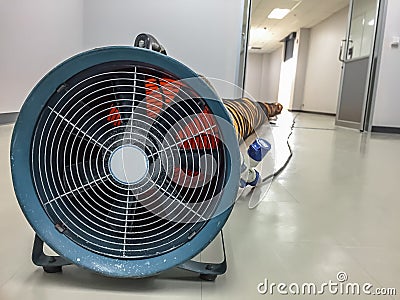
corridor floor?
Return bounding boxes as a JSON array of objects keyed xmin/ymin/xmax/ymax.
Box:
[{"xmin": 1, "ymin": 113, "xmax": 399, "ymax": 299}]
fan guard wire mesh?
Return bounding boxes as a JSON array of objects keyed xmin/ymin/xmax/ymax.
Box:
[{"xmin": 31, "ymin": 61, "xmax": 230, "ymax": 259}]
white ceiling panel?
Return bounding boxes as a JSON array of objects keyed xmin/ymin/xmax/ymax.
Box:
[{"xmin": 249, "ymin": 0, "xmax": 349, "ymax": 53}]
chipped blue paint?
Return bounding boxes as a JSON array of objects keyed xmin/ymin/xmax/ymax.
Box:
[{"xmin": 10, "ymin": 46, "xmax": 240, "ymax": 278}]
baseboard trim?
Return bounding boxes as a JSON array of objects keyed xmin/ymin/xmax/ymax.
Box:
[
  {"xmin": 288, "ymin": 109, "xmax": 336, "ymax": 117},
  {"xmin": 335, "ymin": 120, "xmax": 360, "ymax": 130},
  {"xmin": 0, "ymin": 112, "xmax": 18, "ymax": 125},
  {"xmin": 371, "ymin": 126, "xmax": 400, "ymax": 134}
]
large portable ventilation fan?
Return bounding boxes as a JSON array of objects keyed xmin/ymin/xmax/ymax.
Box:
[{"xmin": 11, "ymin": 43, "xmax": 242, "ymax": 280}]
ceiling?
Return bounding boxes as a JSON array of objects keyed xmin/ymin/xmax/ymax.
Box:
[{"xmin": 249, "ymin": 0, "xmax": 349, "ymax": 53}]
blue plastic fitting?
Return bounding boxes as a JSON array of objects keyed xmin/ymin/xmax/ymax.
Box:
[
  {"xmin": 247, "ymin": 138, "xmax": 271, "ymax": 162},
  {"xmin": 247, "ymin": 169, "xmax": 260, "ymax": 187}
]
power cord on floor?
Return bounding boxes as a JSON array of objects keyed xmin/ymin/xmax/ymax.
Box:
[{"xmin": 260, "ymin": 113, "xmax": 299, "ymax": 184}]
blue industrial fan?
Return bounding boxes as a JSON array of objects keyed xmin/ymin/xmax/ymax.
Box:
[{"xmin": 11, "ymin": 41, "xmax": 241, "ymax": 280}]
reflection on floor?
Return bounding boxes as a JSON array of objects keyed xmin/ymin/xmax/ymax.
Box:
[{"xmin": 1, "ymin": 112, "xmax": 400, "ymax": 300}]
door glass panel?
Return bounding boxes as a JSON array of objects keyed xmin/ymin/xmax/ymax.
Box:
[{"xmin": 347, "ymin": 0, "xmax": 377, "ymax": 60}]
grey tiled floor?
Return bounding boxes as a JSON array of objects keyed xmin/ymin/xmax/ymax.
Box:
[{"xmin": 1, "ymin": 113, "xmax": 400, "ymax": 299}]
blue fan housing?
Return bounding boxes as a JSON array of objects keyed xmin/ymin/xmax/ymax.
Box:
[{"xmin": 10, "ymin": 47, "xmax": 240, "ymax": 278}]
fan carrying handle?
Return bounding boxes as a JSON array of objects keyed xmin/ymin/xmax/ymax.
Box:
[{"xmin": 134, "ymin": 33, "xmax": 167, "ymax": 55}]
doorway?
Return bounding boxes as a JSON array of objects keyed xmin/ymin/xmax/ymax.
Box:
[{"xmin": 336, "ymin": 0, "xmax": 382, "ymax": 131}]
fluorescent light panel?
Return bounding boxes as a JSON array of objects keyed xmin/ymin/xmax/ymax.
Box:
[{"xmin": 268, "ymin": 8, "xmax": 291, "ymax": 20}]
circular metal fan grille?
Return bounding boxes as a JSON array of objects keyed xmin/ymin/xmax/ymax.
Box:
[{"xmin": 31, "ymin": 61, "xmax": 227, "ymax": 259}]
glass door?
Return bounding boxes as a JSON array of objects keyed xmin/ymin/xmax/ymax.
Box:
[{"xmin": 336, "ymin": 0, "xmax": 381, "ymax": 130}]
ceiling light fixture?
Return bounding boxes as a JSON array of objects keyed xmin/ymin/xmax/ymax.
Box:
[{"xmin": 268, "ymin": 8, "xmax": 291, "ymax": 20}]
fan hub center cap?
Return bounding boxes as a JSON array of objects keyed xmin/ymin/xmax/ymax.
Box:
[{"xmin": 108, "ymin": 145, "xmax": 149, "ymax": 184}]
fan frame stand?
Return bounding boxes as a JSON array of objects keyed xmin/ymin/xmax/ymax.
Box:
[
  {"xmin": 32, "ymin": 234, "xmax": 72, "ymax": 273},
  {"xmin": 31, "ymin": 231, "xmax": 227, "ymax": 281}
]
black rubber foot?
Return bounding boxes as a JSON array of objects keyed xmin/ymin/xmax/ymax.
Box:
[
  {"xmin": 200, "ymin": 274, "xmax": 217, "ymax": 281},
  {"xmin": 43, "ymin": 266, "xmax": 63, "ymax": 273}
]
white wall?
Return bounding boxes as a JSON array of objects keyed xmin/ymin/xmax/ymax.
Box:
[
  {"xmin": 372, "ymin": 0, "xmax": 400, "ymax": 127},
  {"xmin": 260, "ymin": 47, "xmax": 282, "ymax": 102},
  {"xmin": 244, "ymin": 53, "xmax": 263, "ymax": 99},
  {"xmin": 302, "ymin": 7, "xmax": 348, "ymax": 114},
  {"xmin": 292, "ymin": 29, "xmax": 310, "ymax": 110},
  {"xmin": 278, "ymin": 34, "xmax": 299, "ymax": 109},
  {"xmin": 82, "ymin": 0, "xmax": 245, "ymax": 97},
  {"xmin": 277, "ymin": 58, "xmax": 295, "ymax": 108},
  {"xmin": 244, "ymin": 48, "xmax": 282, "ymax": 102},
  {"xmin": 0, "ymin": 0, "xmax": 83, "ymax": 113},
  {"xmin": 0, "ymin": 0, "xmax": 245, "ymax": 114},
  {"xmin": 277, "ymin": 28, "xmax": 311, "ymax": 110}
]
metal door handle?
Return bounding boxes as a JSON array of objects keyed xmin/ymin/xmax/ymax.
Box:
[{"xmin": 339, "ymin": 39, "xmax": 346, "ymax": 62}]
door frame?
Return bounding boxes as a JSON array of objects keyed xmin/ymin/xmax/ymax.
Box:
[
  {"xmin": 237, "ymin": 0, "xmax": 252, "ymax": 94},
  {"xmin": 335, "ymin": 0, "xmax": 384, "ymax": 131},
  {"xmin": 362, "ymin": 0, "xmax": 387, "ymax": 132}
]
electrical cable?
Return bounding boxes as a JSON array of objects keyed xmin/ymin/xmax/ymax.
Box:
[{"xmin": 260, "ymin": 113, "xmax": 299, "ymax": 184}]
